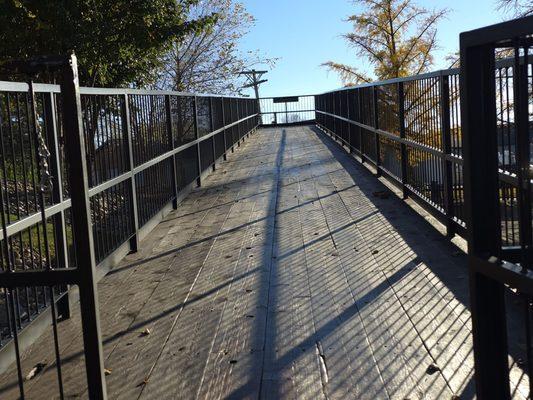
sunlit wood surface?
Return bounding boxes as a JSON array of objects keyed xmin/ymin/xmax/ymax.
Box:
[{"xmin": 0, "ymin": 125, "xmax": 529, "ymax": 399}]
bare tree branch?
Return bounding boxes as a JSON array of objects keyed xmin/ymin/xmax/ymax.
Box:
[{"xmin": 156, "ymin": 0, "xmax": 278, "ymax": 94}]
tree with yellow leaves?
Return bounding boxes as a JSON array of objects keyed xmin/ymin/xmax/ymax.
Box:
[{"xmin": 323, "ymin": 0, "xmax": 448, "ymax": 85}]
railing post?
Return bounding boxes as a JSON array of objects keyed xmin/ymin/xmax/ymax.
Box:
[
  {"xmin": 43, "ymin": 91, "xmax": 70, "ymax": 318},
  {"xmin": 439, "ymin": 74, "xmax": 455, "ymax": 237},
  {"xmin": 398, "ymin": 82, "xmax": 408, "ymax": 199},
  {"xmin": 231, "ymin": 99, "xmax": 236, "ymax": 151},
  {"xmin": 165, "ymin": 95, "xmax": 178, "ymax": 209},
  {"xmin": 335, "ymin": 92, "xmax": 340, "ymax": 140},
  {"xmin": 210, "ymin": 97, "xmax": 216, "ymax": 170},
  {"xmin": 123, "ymin": 94, "xmax": 139, "ymax": 251},
  {"xmin": 357, "ymin": 89, "xmax": 365, "ymax": 163},
  {"xmin": 256, "ymin": 97, "xmax": 261, "ymax": 127},
  {"xmin": 513, "ymin": 43, "xmax": 532, "ymax": 270},
  {"xmin": 221, "ymin": 98, "xmax": 227, "ymax": 160},
  {"xmin": 60, "ymin": 53, "xmax": 107, "ymax": 400},
  {"xmin": 237, "ymin": 100, "xmax": 241, "ymax": 146},
  {"xmin": 332, "ymin": 93, "xmax": 336, "ymax": 138},
  {"xmin": 346, "ymin": 90, "xmax": 353, "ymax": 153},
  {"xmin": 373, "ymin": 86, "xmax": 381, "ymax": 176},
  {"xmin": 193, "ymin": 96, "xmax": 202, "ymax": 186},
  {"xmin": 460, "ymin": 39, "xmax": 510, "ymax": 399}
]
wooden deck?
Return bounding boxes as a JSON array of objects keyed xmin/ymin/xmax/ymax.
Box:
[{"xmin": 0, "ymin": 125, "xmax": 529, "ymax": 399}]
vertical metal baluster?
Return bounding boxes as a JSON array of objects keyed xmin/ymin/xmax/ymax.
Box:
[
  {"xmin": 209, "ymin": 97, "xmax": 216, "ymax": 171},
  {"xmin": 193, "ymin": 96, "xmax": 202, "ymax": 186},
  {"xmin": 373, "ymin": 85, "xmax": 380, "ymax": 176},
  {"xmin": 398, "ymin": 81, "xmax": 408, "ymax": 199},
  {"xmin": 6, "ymin": 93, "xmax": 33, "ymax": 323},
  {"xmin": 357, "ymin": 89, "xmax": 365, "ymax": 163},
  {"xmin": 123, "ymin": 94, "xmax": 139, "ymax": 252},
  {"xmin": 0, "ymin": 94, "xmax": 24, "ymax": 399},
  {"xmin": 165, "ymin": 95, "xmax": 178, "ymax": 210},
  {"xmin": 524, "ymin": 294, "xmax": 533, "ymax": 397},
  {"xmin": 44, "ymin": 92, "xmax": 70, "ymax": 318},
  {"xmin": 60, "ymin": 53, "xmax": 107, "ymax": 399},
  {"xmin": 440, "ymin": 73, "xmax": 455, "ymax": 237},
  {"xmin": 29, "ymin": 81, "xmax": 64, "ymax": 399},
  {"xmin": 221, "ymin": 98, "xmax": 227, "ymax": 160},
  {"xmin": 513, "ymin": 44, "xmax": 532, "ymax": 271}
]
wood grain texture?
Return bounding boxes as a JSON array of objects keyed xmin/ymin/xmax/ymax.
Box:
[{"xmin": 0, "ymin": 125, "xmax": 529, "ymax": 399}]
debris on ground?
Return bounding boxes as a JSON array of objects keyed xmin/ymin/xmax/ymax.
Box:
[
  {"xmin": 141, "ymin": 328, "xmax": 151, "ymax": 336},
  {"xmin": 426, "ymin": 364, "xmax": 440, "ymax": 375},
  {"xmin": 26, "ymin": 362, "xmax": 47, "ymax": 381}
]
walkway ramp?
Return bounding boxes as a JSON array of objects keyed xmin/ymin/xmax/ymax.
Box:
[{"xmin": 1, "ymin": 125, "xmax": 527, "ymax": 399}]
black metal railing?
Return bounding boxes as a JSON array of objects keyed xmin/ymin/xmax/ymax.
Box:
[
  {"xmin": 460, "ymin": 16, "xmax": 532, "ymax": 399},
  {"xmin": 314, "ymin": 57, "xmax": 532, "ymax": 255},
  {"xmin": 259, "ymin": 95, "xmax": 315, "ymax": 125},
  {"xmin": 0, "ymin": 56, "xmax": 259, "ymax": 398},
  {"xmin": 313, "ymin": 17, "xmax": 533, "ymax": 399},
  {"xmin": 315, "ymin": 69, "xmax": 465, "ymax": 237}
]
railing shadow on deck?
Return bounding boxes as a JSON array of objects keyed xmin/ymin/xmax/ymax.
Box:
[
  {"xmin": 312, "ymin": 125, "xmax": 530, "ymax": 398},
  {"xmin": 210, "ymin": 126, "xmax": 469, "ymax": 399},
  {"xmin": 1, "ymin": 125, "xmax": 528, "ymax": 398}
]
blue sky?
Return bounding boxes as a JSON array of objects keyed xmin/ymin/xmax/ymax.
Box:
[{"xmin": 238, "ymin": 0, "xmax": 505, "ymax": 97}]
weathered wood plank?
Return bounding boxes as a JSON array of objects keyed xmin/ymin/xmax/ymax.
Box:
[
  {"xmin": 295, "ymin": 138, "xmax": 389, "ymax": 399},
  {"xmin": 4, "ymin": 125, "xmax": 528, "ymax": 400}
]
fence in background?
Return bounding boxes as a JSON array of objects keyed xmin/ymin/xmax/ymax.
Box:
[
  {"xmin": 0, "ymin": 59, "xmax": 259, "ymax": 398},
  {"xmin": 259, "ymin": 95, "xmax": 315, "ymax": 125}
]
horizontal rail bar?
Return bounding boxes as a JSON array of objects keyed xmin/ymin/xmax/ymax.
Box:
[
  {"xmin": 460, "ymin": 15, "xmax": 533, "ymax": 47},
  {"xmin": 0, "ymin": 80, "xmax": 254, "ymax": 99},
  {"xmin": 470, "ymin": 255, "xmax": 533, "ymax": 295},
  {"xmin": 0, "ymin": 269, "xmax": 79, "ymax": 287},
  {"xmin": 260, "ymin": 109, "xmax": 316, "ymax": 114},
  {"xmin": 0, "ymin": 199, "xmax": 72, "ymax": 241},
  {"xmin": 258, "ymin": 96, "xmax": 316, "ymax": 100},
  {"xmin": 317, "ymin": 56, "xmax": 526, "ymax": 95},
  {"xmin": 316, "ymin": 110, "xmax": 525, "ymax": 187}
]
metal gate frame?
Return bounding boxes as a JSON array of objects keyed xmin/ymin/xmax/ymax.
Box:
[
  {"xmin": 1, "ymin": 54, "xmax": 108, "ymax": 398},
  {"xmin": 460, "ymin": 16, "xmax": 533, "ymax": 399}
]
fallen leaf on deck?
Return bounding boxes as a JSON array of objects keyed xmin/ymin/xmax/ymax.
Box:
[
  {"xmin": 26, "ymin": 362, "xmax": 47, "ymax": 381},
  {"xmin": 426, "ymin": 364, "xmax": 440, "ymax": 375}
]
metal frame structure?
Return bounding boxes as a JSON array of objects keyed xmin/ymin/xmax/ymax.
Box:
[
  {"xmin": 460, "ymin": 16, "xmax": 533, "ymax": 399},
  {"xmin": 0, "ymin": 54, "xmax": 259, "ymax": 399},
  {"xmin": 315, "ymin": 67, "xmax": 467, "ymax": 238},
  {"xmin": 258, "ymin": 95, "xmax": 315, "ymax": 125},
  {"xmin": 314, "ymin": 57, "xmax": 533, "ymax": 251}
]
